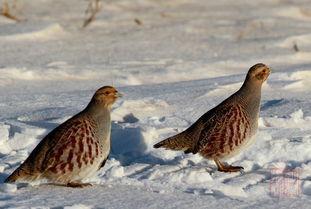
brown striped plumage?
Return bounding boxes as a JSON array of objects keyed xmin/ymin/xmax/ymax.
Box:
[
  {"xmin": 154, "ymin": 63, "xmax": 271, "ymax": 172},
  {"xmin": 5, "ymin": 86, "xmax": 122, "ymax": 187},
  {"xmin": 198, "ymin": 103, "xmax": 251, "ymax": 160}
]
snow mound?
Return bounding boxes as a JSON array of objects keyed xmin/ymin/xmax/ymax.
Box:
[
  {"xmin": 0, "ymin": 183, "xmax": 17, "ymax": 193},
  {"xmin": 283, "ymin": 71, "xmax": 311, "ymax": 92},
  {"xmin": 63, "ymin": 204, "xmax": 93, "ymax": 209},
  {"xmin": 0, "ymin": 23, "xmax": 67, "ymax": 41},
  {"xmin": 275, "ymin": 6, "xmax": 311, "ymax": 20}
]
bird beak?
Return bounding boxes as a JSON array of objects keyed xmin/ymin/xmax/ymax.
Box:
[
  {"xmin": 268, "ymin": 67, "xmax": 271, "ymax": 74},
  {"xmin": 267, "ymin": 67, "xmax": 271, "ymax": 77},
  {"xmin": 263, "ymin": 67, "xmax": 271, "ymax": 81},
  {"xmin": 116, "ymin": 92, "xmax": 123, "ymax": 98}
]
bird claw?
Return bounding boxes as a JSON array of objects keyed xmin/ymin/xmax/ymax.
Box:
[
  {"xmin": 66, "ymin": 182, "xmax": 92, "ymax": 188},
  {"xmin": 218, "ymin": 165, "xmax": 244, "ymax": 173}
]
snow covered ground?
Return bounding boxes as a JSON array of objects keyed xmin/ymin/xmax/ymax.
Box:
[{"xmin": 0, "ymin": 0, "xmax": 311, "ymax": 208}]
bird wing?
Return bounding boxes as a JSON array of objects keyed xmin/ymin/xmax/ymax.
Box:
[
  {"xmin": 40, "ymin": 115, "xmax": 97, "ymax": 173},
  {"xmin": 6, "ymin": 114, "xmax": 91, "ymax": 181},
  {"xmin": 192, "ymin": 103, "xmax": 240, "ymax": 153}
]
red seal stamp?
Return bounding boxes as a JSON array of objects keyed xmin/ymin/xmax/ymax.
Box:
[{"xmin": 269, "ymin": 167, "xmax": 302, "ymax": 198}]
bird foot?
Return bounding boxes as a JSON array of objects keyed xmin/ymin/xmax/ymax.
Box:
[
  {"xmin": 217, "ymin": 165, "xmax": 244, "ymax": 173},
  {"xmin": 66, "ymin": 182, "xmax": 92, "ymax": 188},
  {"xmin": 214, "ymin": 158, "xmax": 244, "ymax": 173}
]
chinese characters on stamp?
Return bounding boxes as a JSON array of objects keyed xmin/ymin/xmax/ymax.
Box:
[{"xmin": 269, "ymin": 167, "xmax": 302, "ymax": 198}]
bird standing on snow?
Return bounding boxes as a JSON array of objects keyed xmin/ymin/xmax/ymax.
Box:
[
  {"xmin": 5, "ymin": 86, "xmax": 122, "ymax": 187},
  {"xmin": 154, "ymin": 63, "xmax": 270, "ymax": 172}
]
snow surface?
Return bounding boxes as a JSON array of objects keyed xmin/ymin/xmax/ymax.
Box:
[{"xmin": 0, "ymin": 0, "xmax": 311, "ymax": 208}]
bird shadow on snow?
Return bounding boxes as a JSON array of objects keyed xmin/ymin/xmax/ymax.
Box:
[
  {"xmin": 0, "ymin": 172, "xmax": 9, "ymax": 183},
  {"xmin": 110, "ymin": 122, "xmax": 147, "ymax": 165},
  {"xmin": 260, "ymin": 99, "xmax": 289, "ymax": 111},
  {"xmin": 110, "ymin": 122, "xmax": 165, "ymax": 166},
  {"xmin": 110, "ymin": 113, "xmax": 184, "ymax": 166}
]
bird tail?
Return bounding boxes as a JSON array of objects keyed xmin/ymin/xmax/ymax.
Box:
[
  {"xmin": 5, "ymin": 168, "xmax": 22, "ymax": 183},
  {"xmin": 153, "ymin": 133, "xmax": 191, "ymax": 151},
  {"xmin": 4, "ymin": 165, "xmax": 37, "ymax": 183}
]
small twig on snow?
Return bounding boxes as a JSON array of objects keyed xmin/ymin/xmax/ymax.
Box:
[
  {"xmin": 1, "ymin": 0, "xmax": 21, "ymax": 22},
  {"xmin": 83, "ymin": 0, "xmax": 102, "ymax": 28}
]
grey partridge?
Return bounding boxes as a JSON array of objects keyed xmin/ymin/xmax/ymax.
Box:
[
  {"xmin": 5, "ymin": 86, "xmax": 122, "ymax": 187},
  {"xmin": 154, "ymin": 63, "xmax": 270, "ymax": 172}
]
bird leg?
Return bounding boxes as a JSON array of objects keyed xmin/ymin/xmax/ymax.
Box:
[
  {"xmin": 66, "ymin": 182, "xmax": 92, "ymax": 188},
  {"xmin": 214, "ymin": 158, "xmax": 244, "ymax": 173}
]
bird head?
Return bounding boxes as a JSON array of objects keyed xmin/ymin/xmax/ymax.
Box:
[
  {"xmin": 246, "ymin": 63, "xmax": 271, "ymax": 84},
  {"xmin": 92, "ymin": 86, "xmax": 122, "ymax": 107}
]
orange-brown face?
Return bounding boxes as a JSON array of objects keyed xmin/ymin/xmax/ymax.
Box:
[
  {"xmin": 93, "ymin": 86, "xmax": 122, "ymax": 106},
  {"xmin": 247, "ymin": 63, "xmax": 271, "ymax": 83}
]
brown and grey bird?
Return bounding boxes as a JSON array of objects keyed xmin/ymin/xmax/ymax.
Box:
[
  {"xmin": 154, "ymin": 63, "xmax": 270, "ymax": 172},
  {"xmin": 5, "ymin": 86, "xmax": 122, "ymax": 187}
]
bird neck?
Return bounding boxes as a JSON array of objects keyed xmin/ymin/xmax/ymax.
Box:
[
  {"xmin": 236, "ymin": 79, "xmax": 262, "ymax": 120},
  {"xmin": 84, "ymin": 100, "xmax": 111, "ymax": 122}
]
